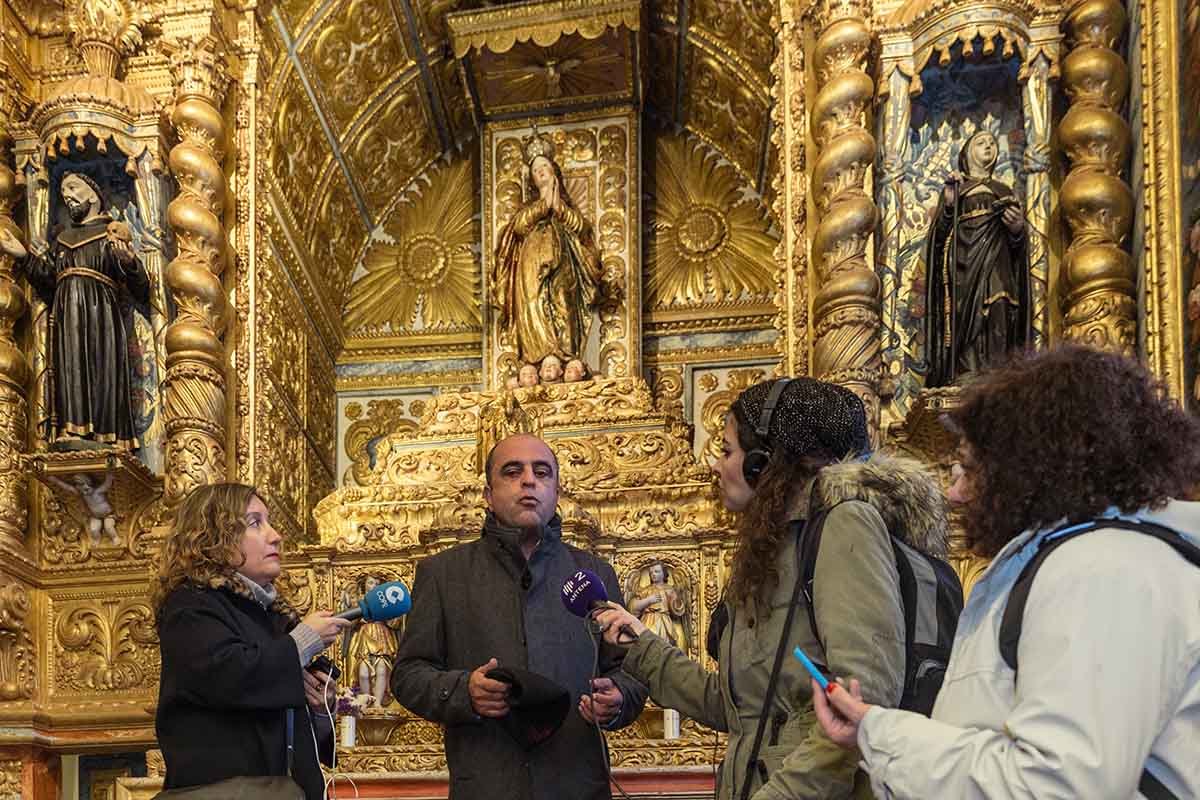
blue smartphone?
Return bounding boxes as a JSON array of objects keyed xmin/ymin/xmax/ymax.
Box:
[{"xmin": 793, "ymin": 645, "xmax": 830, "ymax": 691}]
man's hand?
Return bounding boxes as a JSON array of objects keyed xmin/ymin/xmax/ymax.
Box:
[
  {"xmin": 0, "ymin": 228, "xmax": 26, "ymax": 260},
  {"xmin": 109, "ymin": 237, "xmax": 135, "ymax": 261},
  {"xmin": 578, "ymin": 677, "xmax": 622, "ymax": 726},
  {"xmin": 304, "ymin": 669, "xmax": 336, "ymax": 715},
  {"xmin": 468, "ymin": 657, "xmax": 510, "ymax": 718}
]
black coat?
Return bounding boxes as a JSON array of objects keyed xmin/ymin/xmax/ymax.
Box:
[
  {"xmin": 155, "ymin": 585, "xmax": 331, "ymax": 800},
  {"xmin": 392, "ymin": 514, "xmax": 648, "ymax": 800}
]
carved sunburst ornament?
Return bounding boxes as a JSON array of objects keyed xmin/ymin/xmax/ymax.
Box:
[
  {"xmin": 345, "ymin": 158, "xmax": 480, "ymax": 334},
  {"xmin": 646, "ymin": 135, "xmax": 776, "ymax": 309}
]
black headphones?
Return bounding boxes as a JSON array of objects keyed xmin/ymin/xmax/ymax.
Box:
[{"xmin": 740, "ymin": 378, "xmax": 792, "ymax": 486}]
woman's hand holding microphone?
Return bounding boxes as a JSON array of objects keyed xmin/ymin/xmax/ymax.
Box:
[{"xmin": 592, "ymin": 603, "xmax": 647, "ymax": 647}]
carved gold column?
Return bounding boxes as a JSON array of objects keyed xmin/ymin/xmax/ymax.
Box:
[
  {"xmin": 0, "ymin": 122, "xmax": 28, "ymax": 553},
  {"xmin": 773, "ymin": 2, "xmax": 808, "ymax": 377},
  {"xmin": 809, "ymin": 0, "xmax": 881, "ymax": 431},
  {"xmin": 1059, "ymin": 0, "xmax": 1135, "ymax": 353},
  {"xmin": 164, "ymin": 39, "xmax": 232, "ymax": 501}
]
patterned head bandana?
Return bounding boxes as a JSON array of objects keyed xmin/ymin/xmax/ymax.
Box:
[{"xmin": 731, "ymin": 377, "xmax": 869, "ymax": 461}]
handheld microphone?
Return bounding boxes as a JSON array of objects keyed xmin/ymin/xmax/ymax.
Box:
[
  {"xmin": 561, "ymin": 569, "xmax": 609, "ymax": 617},
  {"xmin": 560, "ymin": 569, "xmax": 637, "ymax": 643},
  {"xmin": 333, "ymin": 580, "xmax": 412, "ymax": 622}
]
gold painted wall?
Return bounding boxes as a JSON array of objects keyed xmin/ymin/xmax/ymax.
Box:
[{"xmin": 0, "ymin": 0, "xmax": 1193, "ymax": 795}]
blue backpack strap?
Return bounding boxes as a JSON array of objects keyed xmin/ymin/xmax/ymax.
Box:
[{"xmin": 998, "ymin": 517, "xmax": 1199, "ymax": 800}]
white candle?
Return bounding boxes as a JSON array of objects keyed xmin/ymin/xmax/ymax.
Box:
[
  {"xmin": 663, "ymin": 708, "xmax": 680, "ymax": 740},
  {"xmin": 339, "ymin": 714, "xmax": 356, "ymax": 747}
]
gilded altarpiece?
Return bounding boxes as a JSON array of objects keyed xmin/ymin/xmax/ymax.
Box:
[{"xmin": 0, "ymin": 0, "xmax": 1192, "ymax": 796}]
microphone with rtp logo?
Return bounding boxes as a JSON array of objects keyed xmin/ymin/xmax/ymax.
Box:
[
  {"xmin": 560, "ymin": 569, "xmax": 637, "ymax": 643},
  {"xmin": 561, "ymin": 569, "xmax": 609, "ymax": 617},
  {"xmin": 334, "ymin": 580, "xmax": 412, "ymax": 622}
]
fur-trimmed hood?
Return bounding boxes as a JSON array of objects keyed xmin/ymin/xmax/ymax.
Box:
[{"xmin": 809, "ymin": 451, "xmax": 950, "ymax": 557}]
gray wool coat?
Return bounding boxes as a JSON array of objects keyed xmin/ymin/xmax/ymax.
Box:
[{"xmin": 391, "ymin": 512, "xmax": 648, "ymax": 800}]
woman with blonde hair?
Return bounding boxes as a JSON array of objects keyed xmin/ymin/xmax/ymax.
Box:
[{"xmin": 152, "ymin": 483, "xmax": 352, "ymax": 799}]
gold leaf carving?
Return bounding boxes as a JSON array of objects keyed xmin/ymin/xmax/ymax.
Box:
[
  {"xmin": 699, "ymin": 368, "xmax": 768, "ymax": 464},
  {"xmin": 346, "ymin": 158, "xmax": 481, "ymax": 336},
  {"xmin": 447, "ymin": 0, "xmax": 640, "ymax": 59},
  {"xmin": 305, "ymin": 0, "xmax": 411, "ymax": 134},
  {"xmin": 0, "ymin": 580, "xmax": 34, "ymax": 700},
  {"xmin": 646, "ymin": 134, "xmax": 777, "ymax": 310},
  {"xmin": 54, "ymin": 598, "xmax": 158, "ymax": 693},
  {"xmin": 343, "ymin": 399, "xmax": 420, "ymax": 485}
]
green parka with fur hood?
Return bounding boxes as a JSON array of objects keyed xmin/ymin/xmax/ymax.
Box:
[{"xmin": 621, "ymin": 452, "xmax": 948, "ymax": 800}]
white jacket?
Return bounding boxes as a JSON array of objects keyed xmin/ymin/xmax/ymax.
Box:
[{"xmin": 857, "ymin": 500, "xmax": 1200, "ymax": 799}]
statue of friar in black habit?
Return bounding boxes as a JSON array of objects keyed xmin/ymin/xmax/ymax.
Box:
[
  {"xmin": 923, "ymin": 130, "xmax": 1031, "ymax": 387},
  {"xmin": 0, "ymin": 172, "xmax": 150, "ymax": 450}
]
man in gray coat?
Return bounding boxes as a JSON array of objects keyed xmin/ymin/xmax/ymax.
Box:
[{"xmin": 392, "ymin": 434, "xmax": 647, "ymax": 800}]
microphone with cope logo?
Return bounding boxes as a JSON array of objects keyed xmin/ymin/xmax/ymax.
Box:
[
  {"xmin": 560, "ymin": 569, "xmax": 638, "ymax": 643},
  {"xmin": 333, "ymin": 580, "xmax": 412, "ymax": 622}
]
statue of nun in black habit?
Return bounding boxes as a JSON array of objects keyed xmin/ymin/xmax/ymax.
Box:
[{"xmin": 923, "ymin": 130, "xmax": 1031, "ymax": 388}]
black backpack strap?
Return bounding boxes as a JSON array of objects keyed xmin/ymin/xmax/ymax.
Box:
[
  {"xmin": 798, "ymin": 507, "xmax": 828, "ymax": 655},
  {"xmin": 739, "ymin": 512, "xmax": 827, "ymax": 800},
  {"xmin": 1000, "ymin": 518, "xmax": 1200, "ymax": 674},
  {"xmin": 285, "ymin": 707, "xmax": 295, "ymax": 776},
  {"xmin": 998, "ymin": 518, "xmax": 1199, "ymax": 800},
  {"xmin": 1139, "ymin": 768, "xmax": 1179, "ymax": 800}
]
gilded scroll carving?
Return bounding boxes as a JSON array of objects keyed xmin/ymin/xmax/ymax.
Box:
[
  {"xmin": 343, "ymin": 400, "xmax": 420, "ymax": 486},
  {"xmin": 772, "ymin": 7, "xmax": 809, "ymax": 375},
  {"xmin": 53, "ymin": 597, "xmax": 158, "ymax": 693},
  {"xmin": 0, "ymin": 127, "xmax": 28, "ymax": 553},
  {"xmin": 0, "ymin": 581, "xmax": 34, "ymax": 700}
]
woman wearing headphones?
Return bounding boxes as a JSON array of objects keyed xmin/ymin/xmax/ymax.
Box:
[{"xmin": 596, "ymin": 378, "xmax": 948, "ymax": 800}]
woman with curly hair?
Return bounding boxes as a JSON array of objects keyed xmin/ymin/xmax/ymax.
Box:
[
  {"xmin": 815, "ymin": 345, "xmax": 1200, "ymax": 799},
  {"xmin": 152, "ymin": 483, "xmax": 353, "ymax": 799},
  {"xmin": 596, "ymin": 378, "xmax": 949, "ymax": 799}
]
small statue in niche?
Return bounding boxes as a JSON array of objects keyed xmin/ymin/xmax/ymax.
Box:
[
  {"xmin": 626, "ymin": 560, "xmax": 689, "ymax": 652},
  {"xmin": 923, "ymin": 131, "xmax": 1031, "ymax": 388},
  {"xmin": 0, "ymin": 172, "xmax": 151, "ymax": 449},
  {"xmin": 342, "ymin": 575, "xmax": 401, "ymax": 706},
  {"xmin": 48, "ymin": 471, "xmax": 118, "ymax": 546},
  {"xmin": 493, "ymin": 131, "xmax": 603, "ymax": 372}
]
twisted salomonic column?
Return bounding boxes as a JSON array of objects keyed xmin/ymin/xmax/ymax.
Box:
[
  {"xmin": 1059, "ymin": 0, "xmax": 1135, "ymax": 353},
  {"xmin": 809, "ymin": 0, "xmax": 881, "ymax": 433},
  {"xmin": 0, "ymin": 123, "xmax": 28, "ymax": 553},
  {"xmin": 164, "ymin": 39, "xmax": 232, "ymax": 502}
]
